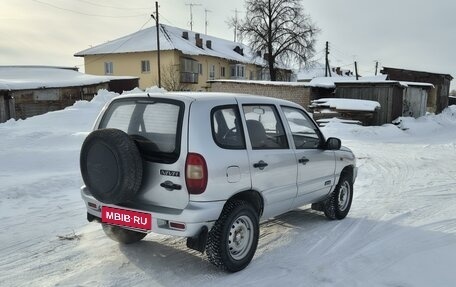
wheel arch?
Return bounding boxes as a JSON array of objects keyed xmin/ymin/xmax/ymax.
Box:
[
  {"xmin": 226, "ymin": 190, "xmax": 264, "ymax": 217},
  {"xmin": 340, "ymin": 164, "xmax": 355, "ymax": 184}
]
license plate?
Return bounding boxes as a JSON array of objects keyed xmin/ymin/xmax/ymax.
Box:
[{"xmin": 102, "ymin": 206, "xmax": 152, "ymax": 230}]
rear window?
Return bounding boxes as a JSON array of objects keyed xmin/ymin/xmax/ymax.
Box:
[{"xmin": 99, "ymin": 98, "xmax": 184, "ymax": 163}]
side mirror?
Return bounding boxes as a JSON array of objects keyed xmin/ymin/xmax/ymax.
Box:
[{"xmin": 325, "ymin": 137, "xmax": 341, "ymax": 150}]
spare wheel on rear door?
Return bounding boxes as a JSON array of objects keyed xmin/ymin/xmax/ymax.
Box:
[{"xmin": 80, "ymin": 128, "xmax": 143, "ymax": 204}]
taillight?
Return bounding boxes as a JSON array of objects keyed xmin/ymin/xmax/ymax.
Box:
[{"xmin": 185, "ymin": 153, "xmax": 208, "ymax": 194}]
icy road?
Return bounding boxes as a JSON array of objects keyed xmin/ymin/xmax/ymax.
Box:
[{"xmin": 1, "ymin": 89, "xmax": 455, "ymax": 287}]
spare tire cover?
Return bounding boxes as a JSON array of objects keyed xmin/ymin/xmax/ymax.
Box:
[{"xmin": 80, "ymin": 128, "xmax": 143, "ymax": 204}]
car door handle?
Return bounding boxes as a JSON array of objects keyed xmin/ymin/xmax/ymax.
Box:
[
  {"xmin": 160, "ymin": 181, "xmax": 182, "ymax": 191},
  {"xmin": 298, "ymin": 157, "xmax": 310, "ymax": 165},
  {"xmin": 253, "ymin": 160, "xmax": 268, "ymax": 170}
]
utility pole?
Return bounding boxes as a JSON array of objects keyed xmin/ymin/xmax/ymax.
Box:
[
  {"xmin": 186, "ymin": 3, "xmax": 201, "ymax": 31},
  {"xmin": 204, "ymin": 9, "xmax": 212, "ymax": 35},
  {"xmin": 325, "ymin": 41, "xmax": 332, "ymax": 77},
  {"xmin": 355, "ymin": 61, "xmax": 359, "ymax": 80},
  {"xmin": 375, "ymin": 61, "xmax": 379, "ymax": 76},
  {"xmin": 151, "ymin": 1, "xmax": 161, "ymax": 88}
]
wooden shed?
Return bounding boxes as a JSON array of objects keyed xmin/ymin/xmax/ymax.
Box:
[
  {"xmin": 0, "ymin": 66, "xmax": 139, "ymax": 123},
  {"xmin": 450, "ymin": 96, "xmax": 456, "ymax": 106},
  {"xmin": 0, "ymin": 92, "xmax": 15, "ymax": 123},
  {"xmin": 334, "ymin": 81, "xmax": 433, "ymax": 125},
  {"xmin": 335, "ymin": 82, "xmax": 403, "ymax": 124},
  {"xmin": 381, "ymin": 67, "xmax": 453, "ymax": 113}
]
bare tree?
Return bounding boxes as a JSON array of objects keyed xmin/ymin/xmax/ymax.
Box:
[
  {"xmin": 159, "ymin": 64, "xmax": 189, "ymax": 91},
  {"xmin": 236, "ymin": 0, "xmax": 319, "ymax": 81}
]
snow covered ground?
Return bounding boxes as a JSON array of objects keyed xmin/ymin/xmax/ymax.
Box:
[{"xmin": 1, "ymin": 89, "xmax": 456, "ymax": 287}]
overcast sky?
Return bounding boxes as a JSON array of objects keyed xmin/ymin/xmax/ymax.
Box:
[{"xmin": 1, "ymin": 0, "xmax": 454, "ymax": 88}]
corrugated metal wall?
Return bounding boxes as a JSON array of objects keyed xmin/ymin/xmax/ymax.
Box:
[{"xmin": 403, "ymin": 87, "xmax": 428, "ymax": 117}]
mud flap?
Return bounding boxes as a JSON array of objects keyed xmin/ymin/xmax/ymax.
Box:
[
  {"xmin": 186, "ymin": 226, "xmax": 208, "ymax": 253},
  {"xmin": 87, "ymin": 212, "xmax": 101, "ymax": 223},
  {"xmin": 311, "ymin": 202, "xmax": 324, "ymax": 212}
]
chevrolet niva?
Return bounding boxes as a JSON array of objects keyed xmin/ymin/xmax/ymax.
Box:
[{"xmin": 80, "ymin": 92, "xmax": 356, "ymax": 272}]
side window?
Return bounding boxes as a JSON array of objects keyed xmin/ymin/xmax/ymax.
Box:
[
  {"xmin": 211, "ymin": 106, "xmax": 245, "ymax": 149},
  {"xmin": 242, "ymin": 105, "xmax": 289, "ymax": 150},
  {"xmin": 281, "ymin": 106, "xmax": 322, "ymax": 149}
]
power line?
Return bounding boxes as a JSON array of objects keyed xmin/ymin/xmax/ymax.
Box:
[
  {"xmin": 32, "ymin": 0, "xmax": 145, "ymax": 18},
  {"xmin": 310, "ymin": 48, "xmax": 326, "ymax": 58},
  {"xmin": 74, "ymin": 0, "xmax": 153, "ymax": 10},
  {"xmin": 159, "ymin": 13, "xmax": 177, "ymax": 27}
]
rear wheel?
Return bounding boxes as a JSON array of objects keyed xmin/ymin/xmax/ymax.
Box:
[
  {"xmin": 206, "ymin": 200, "xmax": 259, "ymax": 272},
  {"xmin": 323, "ymin": 174, "xmax": 353, "ymax": 220},
  {"xmin": 102, "ymin": 224, "xmax": 147, "ymax": 244}
]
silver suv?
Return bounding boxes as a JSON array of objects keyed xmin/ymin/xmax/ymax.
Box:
[{"xmin": 80, "ymin": 92, "xmax": 357, "ymax": 272}]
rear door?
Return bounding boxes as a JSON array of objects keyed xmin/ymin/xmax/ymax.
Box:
[
  {"xmin": 239, "ymin": 102, "xmax": 298, "ymax": 219},
  {"xmin": 280, "ymin": 106, "xmax": 336, "ymax": 208},
  {"xmin": 99, "ymin": 97, "xmax": 189, "ymax": 209}
]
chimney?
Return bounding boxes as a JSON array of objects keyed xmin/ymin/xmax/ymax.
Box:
[
  {"xmin": 182, "ymin": 31, "xmax": 189, "ymax": 40},
  {"xmin": 233, "ymin": 46, "xmax": 244, "ymax": 56},
  {"xmin": 196, "ymin": 38, "xmax": 203, "ymax": 48},
  {"xmin": 206, "ymin": 40, "xmax": 212, "ymax": 49},
  {"xmin": 336, "ymin": 67, "xmax": 341, "ymax": 75}
]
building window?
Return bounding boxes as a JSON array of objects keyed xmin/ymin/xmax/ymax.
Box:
[
  {"xmin": 209, "ymin": 64, "xmax": 215, "ymax": 80},
  {"xmin": 141, "ymin": 60, "xmax": 150, "ymax": 73},
  {"xmin": 198, "ymin": 63, "xmax": 203, "ymax": 75},
  {"xmin": 180, "ymin": 57, "xmax": 199, "ymax": 83},
  {"xmin": 220, "ymin": 66, "xmax": 226, "ymax": 77},
  {"xmin": 104, "ymin": 62, "xmax": 113, "ymax": 75},
  {"xmin": 230, "ymin": 64, "xmax": 245, "ymax": 79}
]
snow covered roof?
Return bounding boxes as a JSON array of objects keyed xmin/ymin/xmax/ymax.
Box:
[
  {"xmin": 310, "ymin": 98, "xmax": 381, "ymax": 112},
  {"xmin": 382, "ymin": 66, "xmax": 453, "ymax": 80},
  {"xmin": 308, "ymin": 75, "xmax": 389, "ymax": 88},
  {"xmin": 0, "ymin": 66, "xmax": 136, "ymax": 91},
  {"xmin": 297, "ymin": 63, "xmax": 353, "ymax": 81},
  {"xmin": 75, "ymin": 24, "xmax": 264, "ymax": 66},
  {"xmin": 209, "ymin": 79, "xmax": 309, "ymax": 87},
  {"xmin": 399, "ymin": 81, "xmax": 434, "ymax": 88},
  {"xmin": 308, "ymin": 75, "xmax": 434, "ymax": 89}
]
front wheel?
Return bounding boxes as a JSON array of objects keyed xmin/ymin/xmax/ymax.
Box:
[
  {"xmin": 102, "ymin": 223, "xmax": 147, "ymax": 244},
  {"xmin": 206, "ymin": 200, "xmax": 259, "ymax": 272},
  {"xmin": 323, "ymin": 174, "xmax": 353, "ymax": 220}
]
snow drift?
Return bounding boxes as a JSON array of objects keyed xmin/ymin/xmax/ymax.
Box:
[{"xmin": 1, "ymin": 89, "xmax": 455, "ymax": 287}]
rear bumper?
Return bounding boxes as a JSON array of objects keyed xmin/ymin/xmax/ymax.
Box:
[{"xmin": 81, "ymin": 187, "xmax": 224, "ymax": 237}]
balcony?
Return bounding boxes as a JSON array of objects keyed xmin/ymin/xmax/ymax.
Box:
[{"xmin": 180, "ymin": 72, "xmax": 198, "ymax": 84}]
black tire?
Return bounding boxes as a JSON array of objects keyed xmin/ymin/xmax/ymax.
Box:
[
  {"xmin": 206, "ymin": 200, "xmax": 259, "ymax": 272},
  {"xmin": 102, "ymin": 224, "xmax": 147, "ymax": 244},
  {"xmin": 80, "ymin": 128, "xmax": 143, "ymax": 204},
  {"xmin": 323, "ymin": 174, "xmax": 353, "ymax": 220}
]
